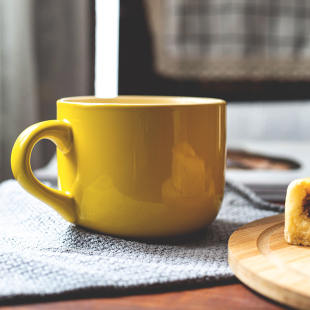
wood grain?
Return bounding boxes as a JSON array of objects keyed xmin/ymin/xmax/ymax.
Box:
[
  {"xmin": 0, "ymin": 283, "xmax": 288, "ymax": 310},
  {"xmin": 228, "ymin": 213, "xmax": 310, "ymax": 310}
]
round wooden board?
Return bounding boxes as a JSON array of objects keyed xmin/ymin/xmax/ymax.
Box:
[{"xmin": 228, "ymin": 213, "xmax": 310, "ymax": 310}]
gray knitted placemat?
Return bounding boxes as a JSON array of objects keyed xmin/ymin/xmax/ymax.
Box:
[{"xmin": 0, "ymin": 179, "xmax": 283, "ymax": 303}]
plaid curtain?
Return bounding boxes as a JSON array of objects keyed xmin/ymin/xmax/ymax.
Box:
[{"xmin": 144, "ymin": 0, "xmax": 310, "ymax": 80}]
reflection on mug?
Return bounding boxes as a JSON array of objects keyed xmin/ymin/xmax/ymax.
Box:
[
  {"xmin": 171, "ymin": 142, "xmax": 206, "ymax": 197},
  {"xmin": 81, "ymin": 142, "xmax": 218, "ymax": 220},
  {"xmin": 162, "ymin": 142, "xmax": 219, "ymax": 216},
  {"xmin": 81, "ymin": 174, "xmax": 163, "ymax": 220}
]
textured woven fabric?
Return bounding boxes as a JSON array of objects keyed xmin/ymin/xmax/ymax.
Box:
[
  {"xmin": 0, "ymin": 179, "xmax": 283, "ymax": 303},
  {"xmin": 144, "ymin": 0, "xmax": 310, "ymax": 80}
]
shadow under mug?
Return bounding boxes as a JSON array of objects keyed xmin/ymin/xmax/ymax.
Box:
[{"xmin": 11, "ymin": 96, "xmax": 226, "ymax": 238}]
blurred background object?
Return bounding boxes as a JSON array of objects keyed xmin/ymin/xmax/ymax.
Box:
[
  {"xmin": 121, "ymin": 0, "xmax": 310, "ymax": 99},
  {"xmin": 2, "ymin": 0, "xmax": 310, "ymax": 185},
  {"xmin": 0, "ymin": 0, "xmax": 95, "ymax": 181},
  {"xmin": 144, "ymin": 0, "xmax": 310, "ymax": 83}
]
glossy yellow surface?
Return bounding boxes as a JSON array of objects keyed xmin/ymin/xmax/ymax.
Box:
[{"xmin": 11, "ymin": 96, "xmax": 226, "ymax": 238}]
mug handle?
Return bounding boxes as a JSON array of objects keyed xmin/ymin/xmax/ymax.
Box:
[{"xmin": 11, "ymin": 120, "xmax": 76, "ymax": 223}]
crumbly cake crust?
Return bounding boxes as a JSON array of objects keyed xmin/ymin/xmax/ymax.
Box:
[{"xmin": 285, "ymin": 178, "xmax": 310, "ymax": 246}]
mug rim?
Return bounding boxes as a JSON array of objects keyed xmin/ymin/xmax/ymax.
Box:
[{"xmin": 57, "ymin": 96, "xmax": 226, "ymax": 106}]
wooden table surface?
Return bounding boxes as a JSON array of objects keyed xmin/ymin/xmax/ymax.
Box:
[{"xmin": 0, "ymin": 281, "xmax": 291, "ymax": 310}]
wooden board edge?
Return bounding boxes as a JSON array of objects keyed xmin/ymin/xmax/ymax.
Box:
[{"xmin": 228, "ymin": 214, "xmax": 310, "ymax": 310}]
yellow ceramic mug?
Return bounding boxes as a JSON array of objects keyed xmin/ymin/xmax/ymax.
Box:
[{"xmin": 11, "ymin": 96, "xmax": 226, "ymax": 238}]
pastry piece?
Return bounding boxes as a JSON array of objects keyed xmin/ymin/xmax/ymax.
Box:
[{"xmin": 285, "ymin": 178, "xmax": 310, "ymax": 246}]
